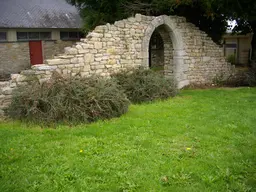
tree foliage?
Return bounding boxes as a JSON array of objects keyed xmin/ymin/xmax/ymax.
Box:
[
  {"xmin": 67, "ymin": 0, "xmax": 256, "ymax": 58},
  {"xmin": 67, "ymin": 0, "xmax": 127, "ymax": 31},
  {"xmin": 167, "ymin": 0, "xmax": 256, "ymax": 59}
]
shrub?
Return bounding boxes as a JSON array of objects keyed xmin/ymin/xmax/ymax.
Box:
[
  {"xmin": 246, "ymin": 66, "xmax": 256, "ymax": 87},
  {"xmin": 227, "ymin": 54, "xmax": 236, "ymax": 65},
  {"xmin": 112, "ymin": 68, "xmax": 178, "ymax": 103},
  {"xmin": 213, "ymin": 69, "xmax": 249, "ymax": 87},
  {"xmin": 212, "ymin": 72, "xmax": 227, "ymax": 86},
  {"xmin": 6, "ymin": 76, "xmax": 130, "ymax": 125}
]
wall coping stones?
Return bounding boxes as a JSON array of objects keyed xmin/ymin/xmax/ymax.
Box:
[{"xmin": 31, "ymin": 64, "xmax": 58, "ymax": 71}]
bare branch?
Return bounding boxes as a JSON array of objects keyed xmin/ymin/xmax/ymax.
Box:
[{"xmin": 121, "ymin": 0, "xmax": 157, "ymax": 16}]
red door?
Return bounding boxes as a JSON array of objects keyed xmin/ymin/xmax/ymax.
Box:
[{"xmin": 29, "ymin": 41, "xmax": 43, "ymax": 65}]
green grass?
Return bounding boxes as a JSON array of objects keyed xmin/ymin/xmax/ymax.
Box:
[
  {"xmin": 150, "ymin": 66, "xmax": 164, "ymax": 72},
  {"xmin": 0, "ymin": 88, "xmax": 256, "ymax": 192}
]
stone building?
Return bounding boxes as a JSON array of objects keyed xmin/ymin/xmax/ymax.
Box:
[{"xmin": 0, "ymin": 0, "xmax": 83, "ymax": 79}]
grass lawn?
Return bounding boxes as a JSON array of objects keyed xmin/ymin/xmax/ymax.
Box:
[{"xmin": 0, "ymin": 88, "xmax": 256, "ymax": 192}]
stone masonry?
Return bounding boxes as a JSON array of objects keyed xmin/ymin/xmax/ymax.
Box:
[
  {"xmin": 0, "ymin": 42, "xmax": 30, "ymax": 75},
  {"xmin": 0, "ymin": 40, "xmax": 76, "ymax": 77},
  {"xmin": 0, "ymin": 14, "xmax": 234, "ymax": 117}
]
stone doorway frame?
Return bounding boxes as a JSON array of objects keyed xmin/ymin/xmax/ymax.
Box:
[{"xmin": 141, "ymin": 15, "xmax": 189, "ymax": 88}]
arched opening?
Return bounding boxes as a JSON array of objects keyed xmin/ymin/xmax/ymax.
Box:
[
  {"xmin": 149, "ymin": 30, "xmax": 164, "ymax": 70},
  {"xmin": 141, "ymin": 15, "xmax": 189, "ymax": 88},
  {"xmin": 148, "ymin": 25, "xmax": 174, "ymax": 77}
]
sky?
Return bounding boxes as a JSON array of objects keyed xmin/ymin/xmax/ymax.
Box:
[{"xmin": 227, "ymin": 20, "xmax": 237, "ymax": 32}]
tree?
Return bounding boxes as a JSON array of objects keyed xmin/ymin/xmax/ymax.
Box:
[
  {"xmin": 67, "ymin": 0, "xmax": 256, "ymax": 62},
  {"xmin": 66, "ymin": 0, "xmax": 128, "ymax": 30},
  {"xmin": 67, "ymin": 0, "xmax": 227, "ymax": 43},
  {"xmin": 220, "ymin": 0, "xmax": 256, "ymax": 62},
  {"xmin": 168, "ymin": 0, "xmax": 256, "ymax": 62}
]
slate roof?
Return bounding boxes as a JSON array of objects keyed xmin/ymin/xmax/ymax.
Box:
[{"xmin": 0, "ymin": 0, "xmax": 82, "ymax": 28}]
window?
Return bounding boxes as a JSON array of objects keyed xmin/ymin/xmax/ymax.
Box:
[
  {"xmin": 225, "ymin": 43, "xmax": 237, "ymax": 48},
  {"xmin": 17, "ymin": 32, "xmax": 51, "ymax": 41},
  {"xmin": 17, "ymin": 32, "xmax": 28, "ymax": 40},
  {"xmin": 0, "ymin": 32, "xmax": 7, "ymax": 41},
  {"xmin": 60, "ymin": 32, "xmax": 69, "ymax": 39},
  {"xmin": 69, "ymin": 32, "xmax": 79, "ymax": 39},
  {"xmin": 28, "ymin": 32, "xmax": 39, "ymax": 40},
  {"xmin": 40, "ymin": 32, "xmax": 51, "ymax": 40},
  {"xmin": 60, "ymin": 31, "xmax": 84, "ymax": 40}
]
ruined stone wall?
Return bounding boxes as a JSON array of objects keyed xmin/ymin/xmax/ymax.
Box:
[
  {"xmin": 0, "ymin": 14, "xmax": 234, "ymax": 117},
  {"xmin": 43, "ymin": 40, "xmax": 77, "ymax": 61},
  {"xmin": 181, "ymin": 23, "xmax": 232, "ymax": 84},
  {"xmin": 36, "ymin": 14, "xmax": 153, "ymax": 78}
]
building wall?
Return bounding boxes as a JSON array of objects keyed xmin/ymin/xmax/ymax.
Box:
[
  {"xmin": 0, "ymin": 29, "xmax": 80, "ymax": 78},
  {"xmin": 239, "ymin": 37, "xmax": 251, "ymax": 64},
  {"xmin": 0, "ymin": 42, "xmax": 30, "ymax": 76},
  {"xmin": 223, "ymin": 34, "xmax": 252, "ymax": 65}
]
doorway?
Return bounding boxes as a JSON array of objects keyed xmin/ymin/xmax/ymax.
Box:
[
  {"xmin": 149, "ymin": 25, "xmax": 173, "ymax": 77},
  {"xmin": 29, "ymin": 41, "xmax": 43, "ymax": 65}
]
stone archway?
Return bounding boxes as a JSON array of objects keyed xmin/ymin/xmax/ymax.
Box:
[{"xmin": 141, "ymin": 16, "xmax": 189, "ymax": 88}]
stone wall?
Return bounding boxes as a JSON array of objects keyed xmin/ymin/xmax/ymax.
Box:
[
  {"xmin": 0, "ymin": 14, "xmax": 234, "ymax": 117},
  {"xmin": 43, "ymin": 40, "xmax": 77, "ymax": 60},
  {"xmin": 183, "ymin": 27, "xmax": 232, "ymax": 84}
]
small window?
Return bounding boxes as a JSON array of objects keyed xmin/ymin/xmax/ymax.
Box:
[
  {"xmin": 60, "ymin": 31, "xmax": 83, "ymax": 40},
  {"xmin": 17, "ymin": 32, "xmax": 52, "ymax": 41},
  {"xmin": 0, "ymin": 32, "xmax": 7, "ymax": 41},
  {"xmin": 60, "ymin": 32, "xmax": 69, "ymax": 40},
  {"xmin": 69, "ymin": 32, "xmax": 79, "ymax": 39},
  {"xmin": 225, "ymin": 43, "xmax": 237, "ymax": 48},
  {"xmin": 28, "ymin": 32, "xmax": 40, "ymax": 40},
  {"xmin": 17, "ymin": 32, "xmax": 28, "ymax": 40},
  {"xmin": 40, "ymin": 32, "xmax": 51, "ymax": 40}
]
